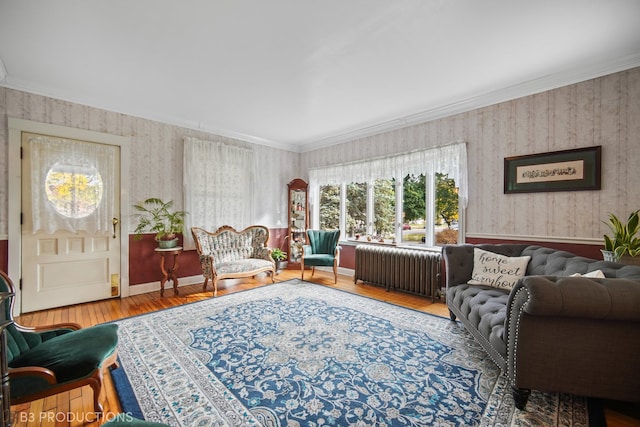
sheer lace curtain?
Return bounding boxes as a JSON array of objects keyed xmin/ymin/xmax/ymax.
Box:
[
  {"xmin": 308, "ymin": 142, "xmax": 468, "ymax": 207},
  {"xmin": 183, "ymin": 137, "xmax": 256, "ymax": 250},
  {"xmin": 29, "ymin": 135, "xmax": 116, "ymax": 234}
]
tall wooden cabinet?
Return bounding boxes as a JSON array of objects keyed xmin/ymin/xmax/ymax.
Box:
[{"xmin": 287, "ymin": 179, "xmax": 308, "ymax": 268}]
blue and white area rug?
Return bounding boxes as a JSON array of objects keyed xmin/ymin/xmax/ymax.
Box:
[{"xmin": 111, "ymin": 280, "xmax": 593, "ymax": 426}]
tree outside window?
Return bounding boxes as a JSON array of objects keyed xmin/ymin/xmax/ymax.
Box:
[
  {"xmin": 45, "ymin": 164, "xmax": 104, "ymax": 219},
  {"xmin": 402, "ymin": 174, "xmax": 426, "ymax": 244},
  {"xmin": 319, "ymin": 185, "xmax": 340, "ymax": 230},
  {"xmin": 435, "ymin": 172, "xmax": 459, "ymax": 245},
  {"xmin": 346, "ymin": 183, "xmax": 366, "ymax": 237},
  {"xmin": 401, "ymin": 172, "xmax": 458, "ymax": 245},
  {"xmin": 317, "ymin": 172, "xmax": 459, "ymax": 246},
  {"xmin": 373, "ymin": 179, "xmax": 395, "ymax": 241}
]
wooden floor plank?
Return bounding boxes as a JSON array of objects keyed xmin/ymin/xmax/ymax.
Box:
[{"xmin": 10, "ymin": 270, "xmax": 639, "ymax": 426}]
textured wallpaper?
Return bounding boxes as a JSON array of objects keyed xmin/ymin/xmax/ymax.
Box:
[
  {"xmin": 1, "ymin": 68, "xmax": 638, "ymax": 242},
  {"xmin": 300, "ymin": 67, "xmax": 640, "ymax": 242},
  {"xmin": 0, "ymin": 89, "xmax": 301, "ymax": 236}
]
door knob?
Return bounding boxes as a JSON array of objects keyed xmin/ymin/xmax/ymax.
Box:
[{"xmin": 112, "ymin": 217, "xmax": 120, "ymax": 238}]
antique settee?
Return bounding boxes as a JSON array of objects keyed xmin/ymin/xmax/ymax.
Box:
[
  {"xmin": 442, "ymin": 244, "xmax": 640, "ymax": 409},
  {"xmin": 191, "ymin": 225, "xmax": 275, "ymax": 296}
]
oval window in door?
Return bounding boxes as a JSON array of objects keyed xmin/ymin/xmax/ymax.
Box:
[{"xmin": 44, "ymin": 162, "xmax": 104, "ymax": 219}]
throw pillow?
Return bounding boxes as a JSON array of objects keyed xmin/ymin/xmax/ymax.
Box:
[
  {"xmin": 570, "ymin": 270, "xmax": 605, "ymax": 278},
  {"xmin": 468, "ymin": 248, "xmax": 531, "ymax": 291}
]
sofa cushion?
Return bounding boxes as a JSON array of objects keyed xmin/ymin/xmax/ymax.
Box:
[
  {"xmin": 469, "ymin": 248, "xmax": 531, "ymax": 291},
  {"xmin": 448, "ymin": 284, "xmax": 509, "ymax": 362}
]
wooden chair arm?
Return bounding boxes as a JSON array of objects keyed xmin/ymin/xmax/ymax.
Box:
[
  {"xmin": 14, "ymin": 322, "xmax": 82, "ymax": 333},
  {"xmin": 9, "ymin": 366, "xmax": 57, "ymax": 384}
]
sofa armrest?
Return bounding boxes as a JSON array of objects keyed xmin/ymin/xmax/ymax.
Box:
[
  {"xmin": 442, "ymin": 244, "xmax": 475, "ymax": 287},
  {"xmin": 505, "ymin": 275, "xmax": 640, "ymax": 402},
  {"xmin": 198, "ymin": 254, "xmax": 217, "ymax": 279},
  {"xmin": 508, "ymin": 276, "xmax": 640, "ymax": 321}
]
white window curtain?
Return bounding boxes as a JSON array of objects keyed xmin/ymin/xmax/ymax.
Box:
[
  {"xmin": 308, "ymin": 142, "xmax": 468, "ymax": 208},
  {"xmin": 29, "ymin": 135, "xmax": 117, "ymax": 234},
  {"xmin": 183, "ymin": 136, "xmax": 256, "ymax": 250}
]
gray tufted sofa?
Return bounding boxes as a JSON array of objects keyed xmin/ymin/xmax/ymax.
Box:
[{"xmin": 443, "ymin": 243, "xmax": 640, "ymax": 409}]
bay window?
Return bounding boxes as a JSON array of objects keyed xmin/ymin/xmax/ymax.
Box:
[{"xmin": 309, "ymin": 142, "xmax": 467, "ymax": 247}]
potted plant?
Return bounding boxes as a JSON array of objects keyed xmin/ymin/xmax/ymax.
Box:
[
  {"xmin": 271, "ymin": 247, "xmax": 287, "ymax": 272},
  {"xmin": 133, "ymin": 198, "xmax": 188, "ymax": 248},
  {"xmin": 602, "ymin": 210, "xmax": 640, "ymax": 265}
]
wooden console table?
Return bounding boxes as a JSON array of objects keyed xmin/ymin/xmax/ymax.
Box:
[{"xmin": 155, "ymin": 247, "xmax": 182, "ymax": 296}]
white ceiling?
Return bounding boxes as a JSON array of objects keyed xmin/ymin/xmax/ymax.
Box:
[{"xmin": 1, "ymin": 1, "xmax": 640, "ymax": 152}]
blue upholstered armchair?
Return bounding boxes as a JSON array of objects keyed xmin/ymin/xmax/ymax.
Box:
[
  {"xmin": 0, "ymin": 270, "xmax": 119, "ymax": 415},
  {"xmin": 301, "ymin": 230, "xmax": 341, "ymax": 283}
]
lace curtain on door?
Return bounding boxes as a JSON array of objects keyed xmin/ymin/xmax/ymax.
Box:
[
  {"xmin": 183, "ymin": 136, "xmax": 256, "ymax": 250},
  {"xmin": 29, "ymin": 135, "xmax": 116, "ymax": 234}
]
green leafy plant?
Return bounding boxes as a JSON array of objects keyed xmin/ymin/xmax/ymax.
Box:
[
  {"xmin": 133, "ymin": 198, "xmax": 188, "ymax": 241},
  {"xmin": 603, "ymin": 210, "xmax": 640, "ymax": 258},
  {"xmin": 271, "ymin": 248, "xmax": 287, "ymax": 262}
]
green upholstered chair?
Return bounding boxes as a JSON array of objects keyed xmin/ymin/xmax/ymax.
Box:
[
  {"xmin": 0, "ymin": 270, "xmax": 119, "ymax": 414},
  {"xmin": 301, "ymin": 229, "xmax": 341, "ymax": 283}
]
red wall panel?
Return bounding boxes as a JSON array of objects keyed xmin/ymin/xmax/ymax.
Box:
[{"xmin": 1, "ymin": 235, "xmax": 607, "ymax": 287}]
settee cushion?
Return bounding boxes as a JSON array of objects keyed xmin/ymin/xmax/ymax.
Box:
[
  {"xmin": 215, "ymin": 259, "xmax": 274, "ymax": 275},
  {"xmin": 469, "ymin": 248, "xmax": 530, "ymax": 290}
]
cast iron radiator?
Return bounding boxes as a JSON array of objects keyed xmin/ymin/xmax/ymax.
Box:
[{"xmin": 354, "ymin": 245, "xmax": 441, "ymax": 301}]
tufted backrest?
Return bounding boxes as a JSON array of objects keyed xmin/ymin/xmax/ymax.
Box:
[
  {"xmin": 521, "ymin": 245, "xmax": 640, "ymax": 279},
  {"xmin": 443, "ymin": 243, "xmax": 640, "ymax": 288},
  {"xmin": 191, "ymin": 225, "xmax": 270, "ymax": 263}
]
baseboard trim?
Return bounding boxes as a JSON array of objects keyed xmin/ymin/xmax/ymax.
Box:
[
  {"xmin": 312, "ymin": 266, "xmax": 355, "ymax": 279},
  {"xmin": 128, "ymin": 269, "xmax": 358, "ymax": 296},
  {"xmin": 128, "ymin": 274, "xmax": 203, "ymax": 296}
]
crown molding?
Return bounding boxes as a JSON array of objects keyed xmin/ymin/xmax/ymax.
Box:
[
  {"xmin": 0, "ymin": 56, "xmax": 7, "ymax": 83},
  {"xmin": 297, "ymin": 52, "xmax": 640, "ymax": 153},
  {"xmin": 0, "ymin": 75, "xmax": 301, "ymax": 153},
  {"xmin": 2, "ymin": 52, "xmax": 639, "ymax": 154}
]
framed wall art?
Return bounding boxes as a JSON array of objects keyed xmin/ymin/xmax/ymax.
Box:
[{"xmin": 504, "ymin": 146, "xmax": 601, "ymax": 194}]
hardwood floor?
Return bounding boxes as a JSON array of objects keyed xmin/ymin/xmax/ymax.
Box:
[{"xmin": 10, "ymin": 270, "xmax": 640, "ymax": 426}]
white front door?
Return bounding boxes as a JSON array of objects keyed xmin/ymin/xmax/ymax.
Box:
[{"xmin": 21, "ymin": 132, "xmax": 121, "ymax": 312}]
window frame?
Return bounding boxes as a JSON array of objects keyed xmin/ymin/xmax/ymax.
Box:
[
  {"xmin": 308, "ymin": 142, "xmax": 467, "ymax": 248},
  {"xmin": 311, "ymin": 172, "xmax": 463, "ymax": 248}
]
